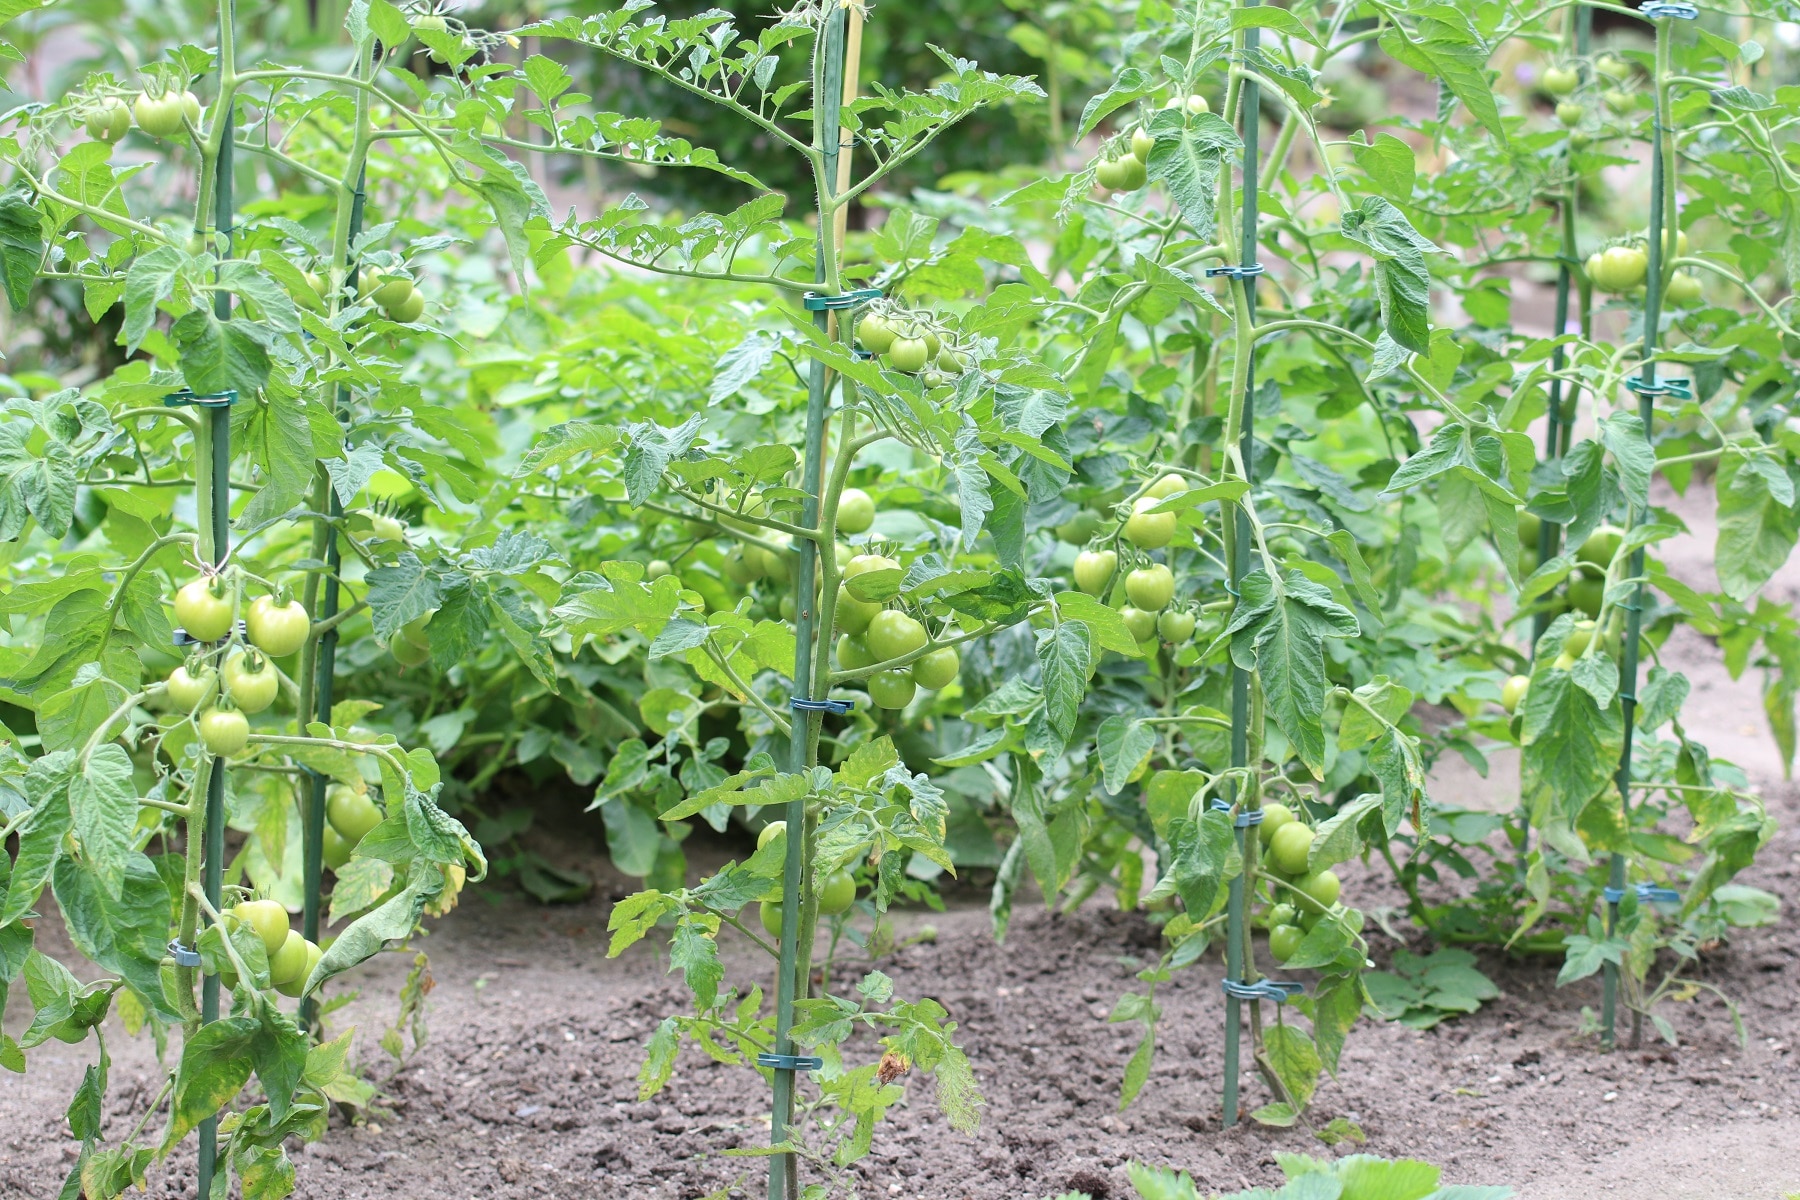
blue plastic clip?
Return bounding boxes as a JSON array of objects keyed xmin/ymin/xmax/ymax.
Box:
[
  {"xmin": 1640, "ymin": 1, "xmax": 1697, "ymax": 17},
  {"xmin": 791, "ymin": 696, "xmax": 855, "ymax": 715},
  {"xmin": 1624, "ymin": 377, "xmax": 1692, "ymax": 399},
  {"xmin": 162, "ymin": 389, "xmax": 240, "ymax": 408},
  {"xmin": 1204, "ymin": 264, "xmax": 1265, "ymax": 279},
  {"xmin": 1209, "ymin": 798, "xmax": 1265, "ymax": 828},
  {"xmin": 1222, "ymin": 978, "xmax": 1304, "ymax": 1003},
  {"xmin": 167, "ymin": 939, "xmax": 203, "ymax": 967},
  {"xmin": 757, "ymin": 1052, "xmax": 825, "ymax": 1072},
  {"xmin": 174, "ymin": 620, "xmax": 246, "ymax": 647},
  {"xmin": 1603, "ymin": 882, "xmax": 1681, "ymax": 905},
  {"xmin": 802, "ymin": 288, "xmax": 883, "ymax": 311}
]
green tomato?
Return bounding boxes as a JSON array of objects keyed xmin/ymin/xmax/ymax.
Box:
[
  {"xmin": 327, "ymin": 784, "xmax": 382, "ymax": 843},
  {"xmin": 1055, "ymin": 510, "xmax": 1102, "ymax": 544},
  {"xmin": 818, "ymin": 870, "xmax": 855, "ymax": 915},
  {"xmin": 779, "ymin": 593, "xmax": 797, "ymax": 622},
  {"xmin": 322, "ymin": 825, "xmax": 353, "ymax": 870},
  {"xmin": 1595, "ymin": 53, "xmax": 1631, "ymax": 83},
  {"xmin": 911, "ymin": 647, "xmax": 960, "ymax": 690},
  {"xmin": 1518, "ymin": 511, "xmax": 1542, "ymax": 551},
  {"xmin": 1122, "ymin": 497, "xmax": 1176, "ymax": 550},
  {"xmin": 760, "ymin": 900, "xmax": 784, "ymax": 938},
  {"xmin": 134, "ymin": 90, "xmax": 199, "ymax": 137},
  {"xmin": 755, "ymin": 534, "xmax": 793, "ymax": 583},
  {"xmin": 1603, "ymin": 88, "xmax": 1634, "ymax": 115},
  {"xmin": 1502, "ymin": 674, "xmax": 1531, "ymax": 715},
  {"xmin": 166, "ymin": 663, "xmax": 216, "ymax": 712},
  {"xmin": 757, "ymin": 820, "xmax": 786, "ymax": 851},
  {"xmin": 723, "ymin": 546, "xmax": 763, "ymax": 585},
  {"xmin": 1563, "ymin": 619, "xmax": 1600, "ymax": 658},
  {"xmin": 1543, "ymin": 65, "xmax": 1580, "ymax": 96},
  {"xmin": 857, "ymin": 313, "xmax": 896, "ymax": 354},
  {"xmin": 175, "ymin": 578, "xmax": 234, "ymax": 643},
  {"xmin": 1268, "ymin": 924, "xmax": 1305, "ymax": 964},
  {"xmin": 1114, "ymin": 153, "xmax": 1147, "ymax": 190},
  {"xmin": 1125, "ymin": 563, "xmax": 1175, "ymax": 611},
  {"xmin": 1268, "ymin": 821, "xmax": 1314, "ymax": 876},
  {"xmin": 835, "ymin": 586, "xmax": 882, "ymax": 636},
  {"xmin": 1568, "ymin": 575, "xmax": 1604, "ymax": 619},
  {"xmin": 1073, "ymin": 549, "xmax": 1118, "ymax": 597},
  {"xmin": 246, "ymin": 595, "xmax": 310, "ymax": 657},
  {"xmin": 1094, "ymin": 156, "xmax": 1129, "ymax": 191},
  {"xmin": 837, "ymin": 635, "xmax": 875, "ymax": 671},
  {"xmin": 371, "ymin": 276, "xmax": 413, "ymax": 309},
  {"xmin": 1156, "ymin": 609, "xmax": 1196, "ymax": 643},
  {"xmin": 1119, "ymin": 606, "xmax": 1158, "ymax": 643},
  {"xmin": 368, "ymin": 512, "xmax": 408, "ymax": 543},
  {"xmin": 1294, "ymin": 869, "xmax": 1341, "ymax": 912},
  {"xmin": 391, "ymin": 635, "xmax": 430, "ymax": 668},
  {"xmin": 1590, "ymin": 246, "xmax": 1647, "ymax": 292},
  {"xmin": 275, "ymin": 939, "xmax": 322, "ymax": 998},
  {"xmin": 233, "ymin": 899, "xmax": 289, "ymax": 955},
  {"xmin": 1578, "ymin": 524, "xmax": 1623, "ymax": 571},
  {"xmin": 1130, "ymin": 127, "xmax": 1156, "ymax": 160},
  {"xmin": 865, "ymin": 610, "xmax": 928, "ymax": 662},
  {"xmin": 84, "ymin": 97, "xmax": 132, "ymax": 143},
  {"xmin": 387, "ymin": 287, "xmax": 426, "ymax": 324},
  {"xmin": 1266, "ymin": 902, "xmax": 1297, "ymax": 930},
  {"xmin": 1145, "ymin": 473, "xmax": 1187, "ymax": 500},
  {"xmin": 837, "ymin": 487, "xmax": 876, "ymax": 535},
  {"xmin": 413, "ymin": 13, "xmax": 449, "ymax": 32},
  {"xmin": 1556, "ymin": 102, "xmax": 1584, "ymax": 127},
  {"xmin": 868, "ymin": 669, "xmax": 917, "ymax": 710},
  {"xmin": 887, "ymin": 337, "xmax": 929, "ymax": 373},
  {"xmin": 646, "ymin": 559, "xmax": 673, "ymax": 580},
  {"xmin": 222, "ymin": 650, "xmax": 279, "ymax": 715},
  {"xmin": 1553, "ymin": 651, "xmax": 1578, "ymax": 671},
  {"xmin": 268, "ymin": 930, "xmax": 308, "ymax": 986},
  {"xmin": 1258, "ymin": 802, "xmax": 1295, "ymax": 846},
  {"xmin": 199, "ymin": 708, "xmax": 249, "ymax": 756},
  {"xmin": 1666, "ymin": 271, "xmax": 1702, "ymax": 306}
]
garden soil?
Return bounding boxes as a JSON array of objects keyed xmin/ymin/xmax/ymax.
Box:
[{"xmin": 4, "ymin": 483, "xmax": 1799, "ymax": 1200}]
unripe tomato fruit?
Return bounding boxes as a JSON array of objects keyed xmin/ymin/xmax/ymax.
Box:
[
  {"xmin": 371, "ymin": 276, "xmax": 414, "ymax": 309},
  {"xmin": 837, "ymin": 635, "xmax": 874, "ymax": 671},
  {"xmin": 1269, "ymin": 924, "xmax": 1305, "ymax": 964},
  {"xmin": 844, "ymin": 553, "xmax": 900, "ymax": 579},
  {"xmin": 1568, "ymin": 575, "xmax": 1604, "ymax": 619},
  {"xmin": 246, "ymin": 595, "xmax": 309, "ymax": 657},
  {"xmin": 1591, "ymin": 245, "xmax": 1647, "ymax": 292},
  {"xmin": 1556, "ymin": 102, "xmax": 1584, "ymax": 127},
  {"xmin": 387, "ymin": 287, "xmax": 426, "ymax": 324},
  {"xmin": 1501, "ymin": 674, "xmax": 1531, "ymax": 715},
  {"xmin": 1577, "ymin": 524, "xmax": 1624, "ymax": 569},
  {"xmin": 166, "ymin": 664, "xmax": 215, "ymax": 711},
  {"xmin": 413, "ymin": 13, "xmax": 448, "ymax": 32},
  {"xmin": 1259, "ymin": 801, "xmax": 1295, "ymax": 846},
  {"xmin": 1145, "ymin": 473, "xmax": 1187, "ymax": 500},
  {"xmin": 327, "ymin": 784, "xmax": 382, "ymax": 843},
  {"xmin": 835, "ymin": 586, "xmax": 882, "ymax": 636},
  {"xmin": 723, "ymin": 546, "xmax": 762, "ymax": 584},
  {"xmin": 1563, "ymin": 619, "xmax": 1599, "ymax": 658},
  {"xmin": 222, "ymin": 650, "xmax": 279, "ymax": 714},
  {"xmin": 269, "ymin": 930, "xmax": 309, "ymax": 986},
  {"xmin": 369, "ymin": 512, "xmax": 407, "ymax": 543},
  {"xmin": 1163, "ymin": 93, "xmax": 1209, "ymax": 114},
  {"xmin": 911, "ymin": 646, "xmax": 960, "ymax": 690},
  {"xmin": 1156, "ymin": 609, "xmax": 1196, "ymax": 643},
  {"xmin": 868, "ymin": 669, "xmax": 917, "ymax": 710},
  {"xmin": 818, "ymin": 870, "xmax": 856, "ymax": 915},
  {"xmin": 757, "ymin": 820, "xmax": 786, "ymax": 851},
  {"xmin": 1094, "ymin": 157, "xmax": 1128, "ymax": 191},
  {"xmin": 1268, "ymin": 821, "xmax": 1314, "ymax": 876},
  {"xmin": 199, "ymin": 708, "xmax": 249, "ymax": 756},
  {"xmin": 1543, "ymin": 65, "xmax": 1579, "ymax": 96},
  {"xmin": 865, "ymin": 610, "xmax": 928, "ymax": 662},
  {"xmin": 391, "ymin": 635, "xmax": 430, "ymax": 667},
  {"xmin": 1125, "ymin": 563, "xmax": 1175, "ymax": 611},
  {"xmin": 1645, "ymin": 226, "xmax": 1689, "ymax": 258},
  {"xmin": 759, "ymin": 900, "xmax": 784, "ymax": 938},
  {"xmin": 1553, "ymin": 651, "xmax": 1578, "ymax": 671},
  {"xmin": 322, "ymin": 825, "xmax": 353, "ymax": 870},
  {"xmin": 175, "ymin": 579, "xmax": 234, "ymax": 642},
  {"xmin": 1056, "ymin": 510, "xmax": 1101, "ymax": 544},
  {"xmin": 1119, "ymin": 606, "xmax": 1158, "ymax": 642},
  {"xmin": 1294, "ymin": 869, "xmax": 1341, "ymax": 912},
  {"xmin": 646, "ymin": 559, "xmax": 673, "ymax": 580},
  {"xmin": 1595, "ymin": 54, "xmax": 1630, "ymax": 82},
  {"xmin": 276, "ymin": 939, "xmax": 322, "ymax": 998},
  {"xmin": 837, "ymin": 488, "xmax": 876, "ymax": 534},
  {"xmin": 857, "ymin": 313, "xmax": 895, "ymax": 354},
  {"xmin": 303, "ymin": 271, "xmax": 327, "ymax": 301},
  {"xmin": 85, "ymin": 97, "xmax": 132, "ymax": 143},
  {"xmin": 134, "ymin": 90, "xmax": 200, "ymax": 137},
  {"xmin": 1123, "ymin": 497, "xmax": 1176, "ymax": 550},
  {"xmin": 1666, "ymin": 271, "xmax": 1702, "ymax": 306},
  {"xmin": 756, "ymin": 534, "xmax": 792, "ymax": 583},
  {"xmin": 1073, "ymin": 549, "xmax": 1117, "ymax": 597},
  {"xmin": 1603, "ymin": 88, "xmax": 1633, "ymax": 115},
  {"xmin": 1130, "ymin": 127, "xmax": 1156, "ymax": 160},
  {"xmin": 233, "ymin": 899, "xmax": 289, "ymax": 954},
  {"xmin": 1266, "ymin": 902, "xmax": 1298, "ymax": 930},
  {"xmin": 887, "ymin": 337, "xmax": 929, "ymax": 373}
]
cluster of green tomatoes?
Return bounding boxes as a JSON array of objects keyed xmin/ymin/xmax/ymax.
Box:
[
  {"xmin": 223, "ymin": 897, "xmax": 321, "ymax": 998},
  {"xmin": 1066, "ymin": 473, "xmax": 1200, "ymax": 648},
  {"xmin": 1255, "ymin": 803, "xmax": 1347, "ymax": 965},
  {"xmin": 854, "ymin": 306, "xmax": 971, "ymax": 388},
  {"xmin": 81, "ymin": 85, "xmax": 202, "ymax": 143},
  {"xmin": 1093, "ymin": 94, "xmax": 1209, "ymax": 195},
  {"xmin": 1582, "ymin": 227, "xmax": 1699, "ymax": 304},
  {"xmin": 167, "ymin": 575, "xmax": 310, "ymax": 756},
  {"xmin": 751, "ymin": 819, "xmax": 857, "ymax": 939}
]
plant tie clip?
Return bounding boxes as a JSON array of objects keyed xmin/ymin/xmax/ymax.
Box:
[
  {"xmin": 1604, "ymin": 882, "xmax": 1680, "ymax": 905},
  {"xmin": 1623, "ymin": 377, "xmax": 1691, "ymax": 399},
  {"xmin": 162, "ymin": 389, "xmax": 241, "ymax": 408},
  {"xmin": 1210, "ymin": 798, "xmax": 1263, "ymax": 828},
  {"xmin": 1204, "ymin": 264, "xmax": 1264, "ymax": 279},
  {"xmin": 758, "ymin": 1052, "xmax": 825, "ymax": 1072},
  {"xmin": 166, "ymin": 940, "xmax": 203, "ymax": 968},
  {"xmin": 801, "ymin": 287, "xmax": 883, "ymax": 311},
  {"xmin": 791, "ymin": 696, "xmax": 855, "ymax": 714},
  {"xmin": 174, "ymin": 622, "xmax": 247, "ymax": 647},
  {"xmin": 1221, "ymin": 978, "xmax": 1304, "ymax": 1003},
  {"xmin": 1640, "ymin": 1, "xmax": 1697, "ymax": 18}
]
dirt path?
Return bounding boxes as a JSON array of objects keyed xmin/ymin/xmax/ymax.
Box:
[{"xmin": 4, "ymin": 488, "xmax": 1798, "ymax": 1200}]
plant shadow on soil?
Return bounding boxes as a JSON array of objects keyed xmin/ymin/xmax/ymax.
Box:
[{"xmin": 4, "ymin": 481, "xmax": 1800, "ymax": 1200}]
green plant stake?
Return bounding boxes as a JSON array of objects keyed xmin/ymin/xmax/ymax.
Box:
[
  {"xmin": 301, "ymin": 172, "xmax": 364, "ymax": 1029},
  {"xmin": 1604, "ymin": 2, "xmax": 1684, "ymax": 1052},
  {"xmin": 1219, "ymin": 2, "xmax": 1262, "ymax": 1130},
  {"xmin": 769, "ymin": 9, "xmax": 850, "ymax": 1198}
]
